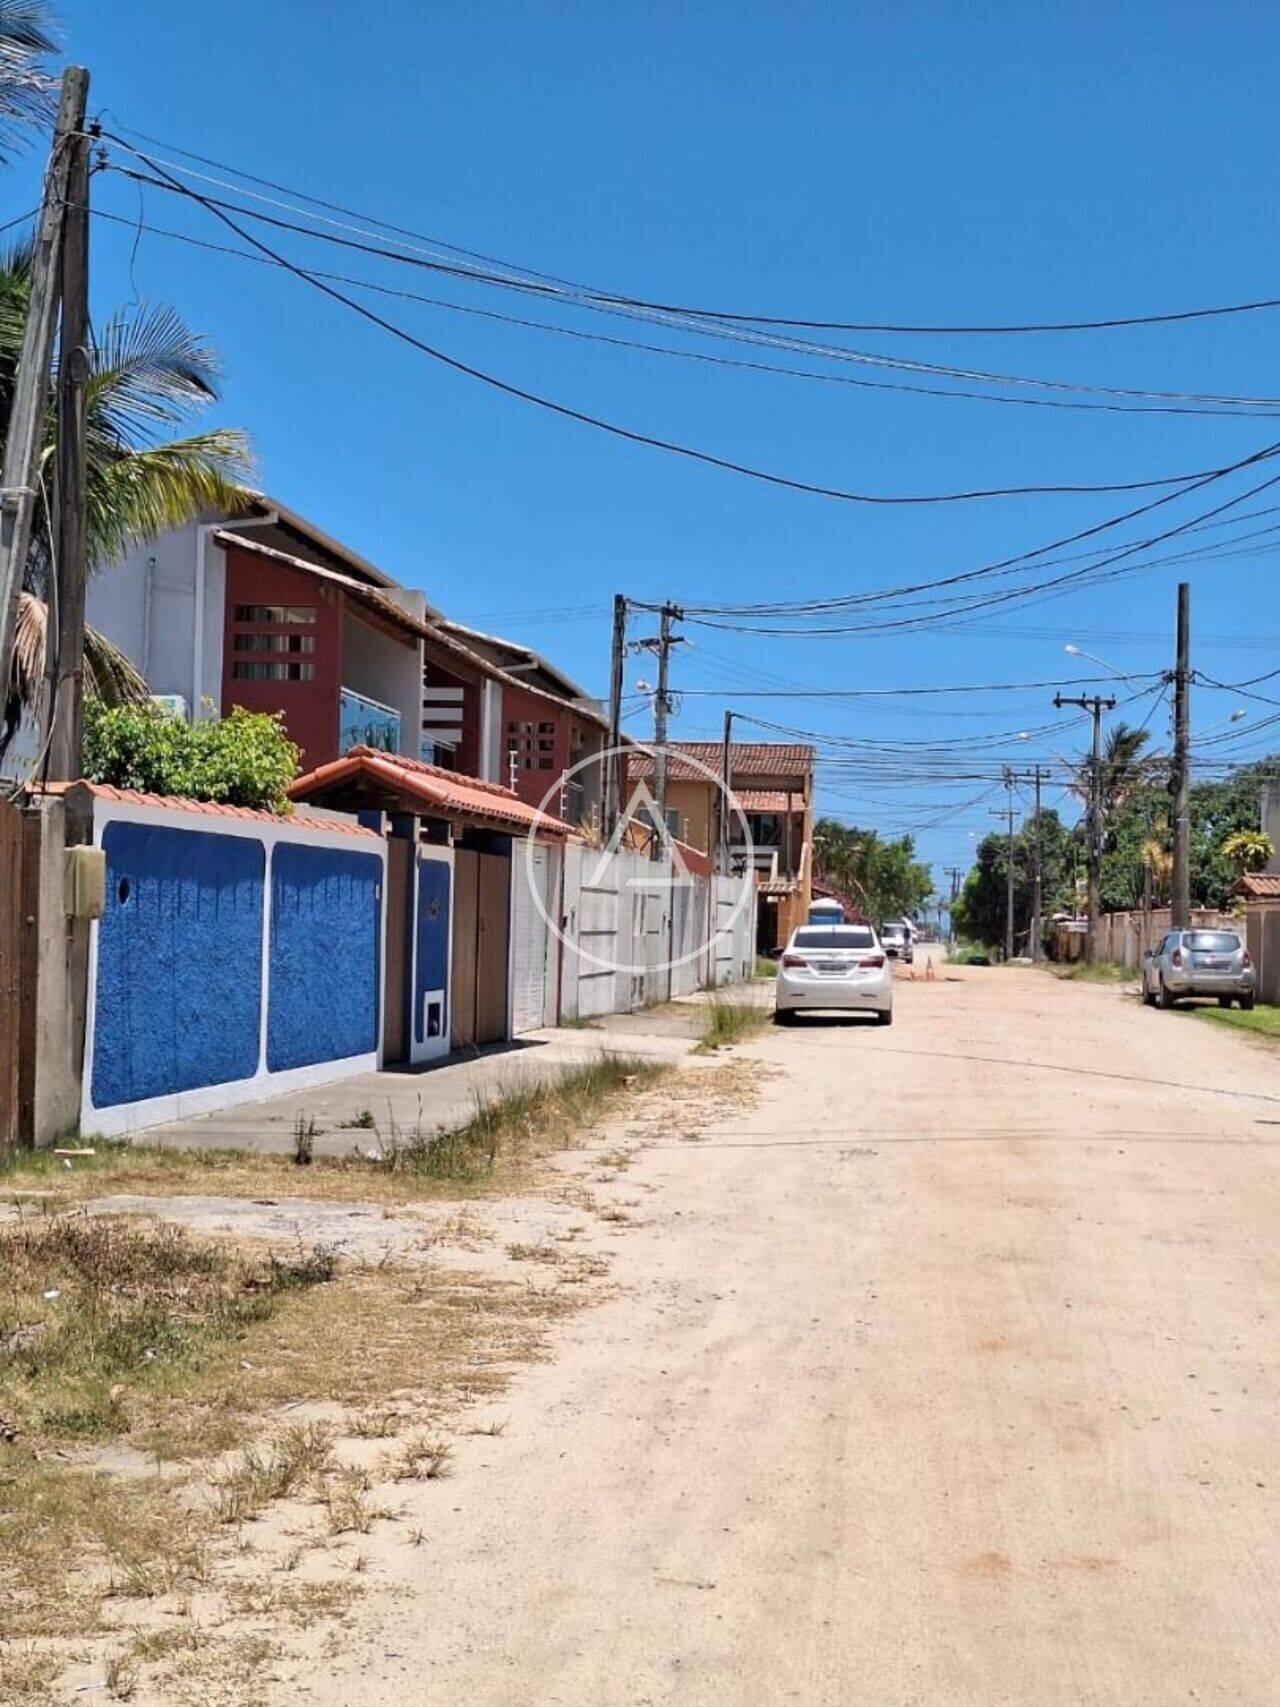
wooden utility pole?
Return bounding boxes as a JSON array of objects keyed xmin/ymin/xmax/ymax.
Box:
[
  {"xmin": 0, "ymin": 68, "xmax": 89, "ymax": 721},
  {"xmin": 603, "ymin": 593, "xmax": 627, "ymax": 838},
  {"xmin": 44, "ymin": 85, "xmax": 91, "ymax": 780},
  {"xmin": 1054, "ymin": 689, "xmax": 1116, "ymax": 964},
  {"xmin": 1170, "ymin": 581, "xmax": 1192, "ymax": 929}
]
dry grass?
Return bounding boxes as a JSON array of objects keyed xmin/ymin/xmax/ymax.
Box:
[
  {"xmin": 695, "ymin": 997, "xmax": 772, "ymax": 1052},
  {"xmin": 0, "ymin": 1054, "xmax": 670, "ymax": 1210}
]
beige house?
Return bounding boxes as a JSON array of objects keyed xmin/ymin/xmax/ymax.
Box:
[{"xmin": 625, "ymin": 741, "xmax": 815, "ymax": 953}]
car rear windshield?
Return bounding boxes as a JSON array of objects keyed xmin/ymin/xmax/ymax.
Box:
[
  {"xmin": 1185, "ymin": 931, "xmax": 1241, "ymax": 952},
  {"xmin": 793, "ymin": 928, "xmax": 875, "ymax": 949}
]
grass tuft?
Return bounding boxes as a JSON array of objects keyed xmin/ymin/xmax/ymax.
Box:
[{"xmin": 696, "ymin": 998, "xmax": 770, "ymax": 1052}]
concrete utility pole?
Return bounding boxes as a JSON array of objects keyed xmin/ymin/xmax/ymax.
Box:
[
  {"xmin": 719, "ymin": 708, "xmax": 734, "ymax": 874},
  {"xmin": 0, "ymin": 68, "xmax": 89, "ymax": 722},
  {"xmin": 603, "ymin": 593, "xmax": 627, "ymax": 837},
  {"xmin": 1054, "ymin": 689, "xmax": 1117, "ymax": 964},
  {"xmin": 1029, "ymin": 763, "xmax": 1046, "ymax": 962},
  {"xmin": 990, "ymin": 772, "xmax": 1018, "ymax": 962},
  {"xmin": 943, "ymin": 867, "xmax": 963, "ymax": 941},
  {"xmin": 44, "ymin": 84, "xmax": 91, "ymax": 780},
  {"xmin": 1170, "ymin": 581, "xmax": 1192, "ymax": 929},
  {"xmin": 633, "ymin": 602, "xmax": 685, "ymax": 855}
]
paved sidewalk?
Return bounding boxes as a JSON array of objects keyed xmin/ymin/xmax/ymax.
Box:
[{"xmin": 127, "ymin": 983, "xmax": 765, "ymax": 1158}]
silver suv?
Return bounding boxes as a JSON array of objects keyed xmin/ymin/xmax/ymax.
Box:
[{"xmin": 1141, "ymin": 928, "xmax": 1256, "ymax": 1010}]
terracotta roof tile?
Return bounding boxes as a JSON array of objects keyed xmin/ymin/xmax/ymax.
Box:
[
  {"xmin": 1237, "ymin": 871, "xmax": 1280, "ymax": 899},
  {"xmin": 77, "ymin": 783, "xmax": 378, "ymax": 836},
  {"xmin": 628, "ymin": 742, "xmax": 813, "ymax": 785},
  {"xmin": 289, "ymin": 746, "xmax": 570, "ymax": 836}
]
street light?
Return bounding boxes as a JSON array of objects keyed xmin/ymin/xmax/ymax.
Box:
[{"xmin": 1064, "ymin": 642, "xmax": 1132, "ymax": 681}]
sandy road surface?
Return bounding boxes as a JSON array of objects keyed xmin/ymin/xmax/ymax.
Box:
[{"xmin": 285, "ymin": 962, "xmax": 1280, "ymax": 1706}]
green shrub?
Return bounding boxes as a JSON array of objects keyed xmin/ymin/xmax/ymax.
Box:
[{"xmin": 84, "ymin": 700, "xmax": 299, "ymax": 812}]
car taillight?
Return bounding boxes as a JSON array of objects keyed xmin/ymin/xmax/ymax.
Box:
[
  {"xmin": 1171, "ymin": 948, "xmax": 1184, "ymax": 968},
  {"xmin": 1243, "ymin": 949, "xmax": 1253, "ymax": 968},
  {"xmin": 860, "ymin": 954, "xmax": 885, "ymax": 968},
  {"xmin": 781, "ymin": 953, "xmax": 808, "ymax": 968}
]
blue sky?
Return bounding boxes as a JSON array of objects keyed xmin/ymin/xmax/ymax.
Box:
[{"xmin": 15, "ymin": 1, "xmax": 1280, "ymax": 880}]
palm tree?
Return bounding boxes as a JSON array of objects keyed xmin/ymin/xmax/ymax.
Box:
[
  {"xmin": 1, "ymin": 241, "xmax": 253, "ymax": 754},
  {"xmin": 1072, "ymin": 721, "xmax": 1155, "ymax": 850},
  {"xmin": 0, "ymin": 1, "xmax": 55, "ymax": 163}
]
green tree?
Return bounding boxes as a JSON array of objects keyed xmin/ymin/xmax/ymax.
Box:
[
  {"xmin": 1220, "ymin": 829, "xmax": 1274, "ymax": 878},
  {"xmin": 83, "ymin": 700, "xmax": 299, "ymax": 813},
  {"xmin": 1, "ymin": 242, "xmax": 253, "ymax": 752},
  {"xmin": 951, "ymin": 809, "xmax": 1076, "ymax": 951},
  {"xmin": 813, "ymin": 818, "xmax": 933, "ymax": 923}
]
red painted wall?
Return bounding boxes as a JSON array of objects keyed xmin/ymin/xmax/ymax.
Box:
[
  {"xmin": 222, "ymin": 547, "xmax": 342, "ymax": 767},
  {"xmin": 501, "ymin": 684, "xmax": 580, "ymax": 815}
]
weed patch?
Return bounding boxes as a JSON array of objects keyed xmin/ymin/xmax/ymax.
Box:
[{"xmin": 696, "ymin": 998, "xmax": 770, "ymax": 1051}]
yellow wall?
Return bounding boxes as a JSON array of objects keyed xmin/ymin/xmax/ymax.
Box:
[{"xmin": 666, "ymin": 780, "xmax": 714, "ymax": 853}]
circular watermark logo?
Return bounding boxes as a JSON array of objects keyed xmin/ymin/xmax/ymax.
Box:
[{"xmin": 519, "ymin": 743, "xmax": 758, "ymax": 978}]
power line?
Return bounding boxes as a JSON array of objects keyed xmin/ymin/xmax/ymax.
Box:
[
  {"xmin": 84, "ymin": 202, "xmax": 1280, "ymax": 424},
  {"xmin": 101, "ymin": 124, "xmax": 1280, "ymax": 338},
  {"xmin": 99, "ymin": 149, "xmax": 1261, "ymax": 512},
  {"xmin": 97, "ymin": 144, "xmax": 1280, "ymax": 413}
]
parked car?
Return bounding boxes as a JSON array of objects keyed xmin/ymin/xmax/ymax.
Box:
[
  {"xmin": 1141, "ymin": 928, "xmax": 1256, "ymax": 1010},
  {"xmin": 880, "ymin": 921, "xmax": 913, "ymax": 964},
  {"xmin": 774, "ymin": 924, "xmax": 893, "ymax": 1025}
]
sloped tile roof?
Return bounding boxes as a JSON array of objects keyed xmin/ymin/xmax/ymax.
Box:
[
  {"xmin": 1236, "ymin": 871, "xmax": 1280, "ymax": 899},
  {"xmin": 628, "ymin": 742, "xmax": 813, "ymax": 784},
  {"xmin": 290, "ymin": 746, "xmax": 570, "ymax": 836}
]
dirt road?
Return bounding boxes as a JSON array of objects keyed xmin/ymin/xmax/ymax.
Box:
[{"xmin": 288, "ymin": 963, "xmax": 1280, "ymax": 1706}]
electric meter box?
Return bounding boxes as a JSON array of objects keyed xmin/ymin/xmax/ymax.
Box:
[{"xmin": 64, "ymin": 845, "xmax": 106, "ymax": 920}]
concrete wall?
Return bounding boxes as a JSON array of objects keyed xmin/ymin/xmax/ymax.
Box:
[
  {"xmin": 558, "ymin": 843, "xmax": 756, "ymax": 1019},
  {"xmin": 86, "ymin": 521, "xmax": 226, "ymax": 717},
  {"xmin": 82, "ymin": 798, "xmax": 385, "ymax": 1137},
  {"xmin": 340, "ymin": 609, "xmax": 421, "ymax": 757},
  {"xmin": 1243, "ymin": 904, "xmax": 1280, "ymax": 1004}
]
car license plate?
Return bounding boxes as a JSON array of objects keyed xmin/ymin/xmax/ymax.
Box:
[
  {"xmin": 1200, "ymin": 956, "xmax": 1228, "ymax": 969},
  {"xmin": 814, "ymin": 959, "xmax": 843, "ymax": 974}
]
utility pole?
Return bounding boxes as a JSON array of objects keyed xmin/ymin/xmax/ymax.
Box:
[
  {"xmin": 1170, "ymin": 581, "xmax": 1191, "ymax": 929},
  {"xmin": 1029, "ymin": 763, "xmax": 1046, "ymax": 962},
  {"xmin": 632, "ymin": 602, "xmax": 685, "ymax": 854},
  {"xmin": 603, "ymin": 593, "xmax": 627, "ymax": 838},
  {"xmin": 990, "ymin": 770, "xmax": 1017, "ymax": 961},
  {"xmin": 943, "ymin": 866, "xmax": 962, "ymax": 942},
  {"xmin": 719, "ymin": 708, "xmax": 734, "ymax": 874},
  {"xmin": 1054, "ymin": 689, "xmax": 1116, "ymax": 964},
  {"xmin": 44, "ymin": 82, "xmax": 91, "ymax": 779},
  {"xmin": 0, "ymin": 68, "xmax": 89, "ymax": 722}
]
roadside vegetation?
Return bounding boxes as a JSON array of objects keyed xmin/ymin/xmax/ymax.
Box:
[
  {"xmin": 697, "ymin": 996, "xmax": 772, "ymax": 1051},
  {"xmin": 0, "ymin": 1051, "xmax": 695, "ymax": 1700},
  {"xmin": 1178, "ymin": 1002, "xmax": 1280, "ymax": 1045},
  {"xmin": 0, "ymin": 1054, "xmax": 668, "ymax": 1208},
  {"xmin": 1046, "ymin": 960, "xmax": 1134, "ymax": 984}
]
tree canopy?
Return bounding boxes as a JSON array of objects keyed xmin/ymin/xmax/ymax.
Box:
[{"xmin": 813, "ymin": 818, "xmax": 933, "ymax": 924}]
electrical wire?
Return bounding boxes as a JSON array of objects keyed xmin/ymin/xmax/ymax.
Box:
[
  {"xmin": 98, "ymin": 143, "xmax": 1280, "ymax": 414},
  {"xmin": 102, "ymin": 124, "xmax": 1280, "ymax": 338},
  {"xmin": 97, "ymin": 150, "xmax": 1260, "ymax": 512},
  {"xmin": 84, "ymin": 203, "xmax": 1280, "ymax": 425}
]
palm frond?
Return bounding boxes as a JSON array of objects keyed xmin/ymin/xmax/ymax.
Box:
[
  {"xmin": 87, "ymin": 303, "xmax": 228, "ymax": 448},
  {"xmin": 0, "ymin": 2, "xmax": 56, "ymax": 163},
  {"xmin": 85, "ymin": 429, "xmax": 254, "ymax": 571},
  {"xmin": 3, "ymin": 589, "xmax": 148, "ymax": 758}
]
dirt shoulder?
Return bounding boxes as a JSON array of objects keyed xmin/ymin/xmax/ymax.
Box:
[{"xmin": 260, "ymin": 963, "xmax": 1278, "ymax": 1707}]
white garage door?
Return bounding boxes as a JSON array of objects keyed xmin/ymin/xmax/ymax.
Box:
[{"xmin": 512, "ymin": 845, "xmax": 552, "ymax": 1034}]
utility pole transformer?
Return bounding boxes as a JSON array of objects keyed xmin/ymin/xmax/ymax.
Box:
[
  {"xmin": 1053, "ymin": 690, "xmax": 1116, "ymax": 964},
  {"xmin": 1170, "ymin": 581, "xmax": 1191, "ymax": 930},
  {"xmin": 44, "ymin": 86, "xmax": 91, "ymax": 779},
  {"xmin": 0, "ymin": 68, "xmax": 89, "ymax": 725}
]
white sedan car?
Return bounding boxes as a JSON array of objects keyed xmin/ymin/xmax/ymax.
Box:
[{"xmin": 774, "ymin": 923, "xmax": 893, "ymax": 1025}]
